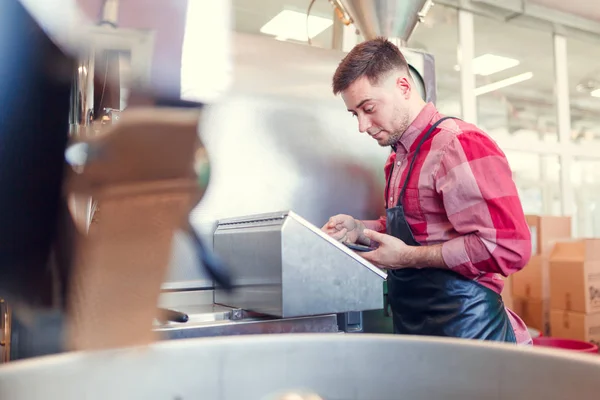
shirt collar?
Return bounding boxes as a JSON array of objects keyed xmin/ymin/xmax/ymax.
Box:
[{"xmin": 395, "ymin": 102, "xmax": 438, "ymax": 153}]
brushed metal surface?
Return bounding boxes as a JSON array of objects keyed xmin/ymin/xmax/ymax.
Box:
[
  {"xmin": 213, "ymin": 211, "xmax": 385, "ymax": 318},
  {"xmin": 213, "ymin": 214, "xmax": 284, "ymax": 316},
  {"xmin": 164, "ymin": 33, "xmax": 438, "ymax": 290},
  {"xmin": 340, "ymin": 0, "xmax": 433, "ymax": 42},
  {"xmin": 156, "ymin": 314, "xmax": 340, "ymax": 340},
  {"xmin": 229, "ymin": 32, "xmax": 437, "ymax": 102},
  {"xmin": 157, "ymin": 289, "xmax": 215, "ymax": 310},
  {"xmin": 1, "ymin": 334, "xmax": 600, "ymax": 399}
]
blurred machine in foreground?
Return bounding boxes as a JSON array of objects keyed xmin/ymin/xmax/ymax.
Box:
[{"xmin": 2, "ymin": 334, "xmax": 600, "ymax": 399}]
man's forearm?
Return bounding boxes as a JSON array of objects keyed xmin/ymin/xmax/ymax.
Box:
[{"xmin": 402, "ymin": 244, "xmax": 447, "ymax": 269}]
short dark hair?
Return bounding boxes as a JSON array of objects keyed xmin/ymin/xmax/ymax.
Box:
[{"xmin": 332, "ymin": 37, "xmax": 410, "ymax": 95}]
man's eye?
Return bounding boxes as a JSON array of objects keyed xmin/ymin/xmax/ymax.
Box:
[{"xmin": 365, "ymin": 107, "xmax": 374, "ymax": 113}]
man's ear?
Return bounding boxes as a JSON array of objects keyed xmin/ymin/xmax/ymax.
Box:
[{"xmin": 396, "ymin": 76, "xmax": 412, "ymax": 99}]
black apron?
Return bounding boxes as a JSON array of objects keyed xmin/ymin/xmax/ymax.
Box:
[{"xmin": 385, "ymin": 116, "xmax": 516, "ymax": 343}]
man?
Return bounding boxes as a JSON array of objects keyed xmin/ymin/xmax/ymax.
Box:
[{"xmin": 322, "ymin": 37, "xmax": 532, "ymax": 344}]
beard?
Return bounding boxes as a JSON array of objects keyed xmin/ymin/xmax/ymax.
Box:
[
  {"xmin": 379, "ymin": 109, "xmax": 410, "ymax": 147},
  {"xmin": 379, "ymin": 130, "xmax": 403, "ymax": 147}
]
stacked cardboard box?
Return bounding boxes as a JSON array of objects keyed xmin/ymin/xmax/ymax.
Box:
[
  {"xmin": 510, "ymin": 215, "xmax": 571, "ymax": 335},
  {"xmin": 549, "ymin": 240, "xmax": 600, "ymax": 346}
]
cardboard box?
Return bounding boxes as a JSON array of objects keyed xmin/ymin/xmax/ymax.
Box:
[
  {"xmin": 513, "ymin": 297, "xmax": 551, "ymax": 336},
  {"xmin": 512, "ymin": 255, "xmax": 549, "ymax": 299},
  {"xmin": 550, "ymin": 309, "xmax": 600, "ymax": 345},
  {"xmin": 551, "ymin": 239, "xmax": 600, "ymax": 262},
  {"xmin": 549, "ymin": 261, "xmax": 600, "ymax": 313},
  {"xmin": 525, "ymin": 215, "xmax": 571, "ymax": 255},
  {"xmin": 549, "ymin": 239, "xmax": 600, "ymax": 313}
]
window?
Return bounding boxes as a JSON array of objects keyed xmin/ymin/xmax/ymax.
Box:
[
  {"xmin": 473, "ymin": 15, "xmax": 557, "ymax": 145},
  {"xmin": 571, "ymin": 159, "xmax": 600, "ymax": 237},
  {"xmin": 505, "ymin": 151, "xmax": 561, "ymax": 215},
  {"xmin": 568, "ymin": 37, "xmax": 600, "ymax": 145},
  {"xmin": 408, "ymin": 4, "xmax": 460, "ymax": 117}
]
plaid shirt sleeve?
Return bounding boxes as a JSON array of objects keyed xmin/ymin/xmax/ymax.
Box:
[{"xmin": 435, "ymin": 131, "xmax": 531, "ymax": 278}]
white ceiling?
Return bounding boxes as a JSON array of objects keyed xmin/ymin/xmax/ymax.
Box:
[
  {"xmin": 530, "ymin": 0, "xmax": 600, "ymax": 22},
  {"xmin": 231, "ymin": 0, "xmax": 600, "ymax": 138}
]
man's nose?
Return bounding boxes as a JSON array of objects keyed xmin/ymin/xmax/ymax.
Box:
[{"xmin": 357, "ymin": 115, "xmax": 371, "ymax": 133}]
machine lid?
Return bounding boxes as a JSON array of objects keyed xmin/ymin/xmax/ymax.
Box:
[{"xmin": 340, "ymin": 0, "xmax": 434, "ymax": 43}]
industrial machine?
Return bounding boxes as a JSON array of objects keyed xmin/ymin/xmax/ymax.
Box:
[
  {"xmin": 213, "ymin": 211, "xmax": 385, "ymax": 318},
  {"xmin": 155, "ymin": 210, "xmax": 386, "ymax": 341}
]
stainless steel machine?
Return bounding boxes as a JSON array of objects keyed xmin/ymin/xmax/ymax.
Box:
[
  {"xmin": 2, "ymin": 334, "xmax": 600, "ymax": 399},
  {"xmin": 155, "ymin": 210, "xmax": 386, "ymax": 340},
  {"xmin": 213, "ymin": 211, "xmax": 385, "ymax": 317}
]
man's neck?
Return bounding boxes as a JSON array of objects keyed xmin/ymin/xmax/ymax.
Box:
[{"xmin": 407, "ymin": 99, "xmax": 427, "ymax": 127}]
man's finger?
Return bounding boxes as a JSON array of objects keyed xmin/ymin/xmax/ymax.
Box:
[
  {"xmin": 328, "ymin": 215, "xmax": 348, "ymax": 226},
  {"xmin": 322, "ymin": 228, "xmax": 336, "ymax": 236},
  {"xmin": 363, "ymin": 229, "xmax": 388, "ymax": 244},
  {"xmin": 330, "ymin": 228, "xmax": 348, "ymax": 241},
  {"xmin": 322, "ymin": 226, "xmax": 342, "ymax": 236}
]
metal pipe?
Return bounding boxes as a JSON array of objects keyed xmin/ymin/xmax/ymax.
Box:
[
  {"xmin": 331, "ymin": 10, "xmax": 344, "ymax": 50},
  {"xmin": 458, "ymin": 9, "xmax": 477, "ymax": 123},
  {"xmin": 554, "ymin": 34, "xmax": 575, "ymax": 218}
]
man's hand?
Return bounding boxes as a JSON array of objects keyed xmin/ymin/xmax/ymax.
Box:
[
  {"xmin": 359, "ymin": 229, "xmax": 446, "ymax": 270},
  {"xmin": 321, "ymin": 214, "xmax": 368, "ymax": 245}
]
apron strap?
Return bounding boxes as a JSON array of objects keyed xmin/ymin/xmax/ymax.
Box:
[
  {"xmin": 385, "ymin": 116, "xmax": 458, "ymax": 208},
  {"xmin": 398, "ymin": 116, "xmax": 457, "ymax": 201}
]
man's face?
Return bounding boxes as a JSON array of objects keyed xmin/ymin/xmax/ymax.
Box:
[{"xmin": 341, "ymin": 73, "xmax": 412, "ymax": 147}]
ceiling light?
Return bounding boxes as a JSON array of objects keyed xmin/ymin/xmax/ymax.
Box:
[
  {"xmin": 474, "ymin": 72, "xmax": 534, "ymax": 96},
  {"xmin": 591, "ymin": 89, "xmax": 600, "ymax": 98},
  {"xmin": 455, "ymin": 54, "xmax": 520, "ymax": 76},
  {"xmin": 260, "ymin": 10, "xmax": 333, "ymax": 42},
  {"xmin": 473, "ymin": 54, "xmax": 520, "ymax": 76}
]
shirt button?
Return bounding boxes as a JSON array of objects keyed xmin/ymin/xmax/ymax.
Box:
[
  {"xmin": 390, "ymin": 197, "xmax": 393, "ymax": 202},
  {"xmin": 397, "ymin": 161, "xmax": 401, "ymax": 166}
]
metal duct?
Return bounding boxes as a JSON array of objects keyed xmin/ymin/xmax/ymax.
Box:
[{"xmin": 339, "ymin": 0, "xmax": 434, "ymax": 45}]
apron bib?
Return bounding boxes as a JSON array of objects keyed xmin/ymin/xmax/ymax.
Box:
[{"xmin": 385, "ymin": 116, "xmax": 516, "ymax": 343}]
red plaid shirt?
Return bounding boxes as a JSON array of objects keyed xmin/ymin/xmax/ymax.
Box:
[{"xmin": 363, "ymin": 103, "xmax": 532, "ymax": 344}]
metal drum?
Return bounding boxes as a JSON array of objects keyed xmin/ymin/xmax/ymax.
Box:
[{"xmin": 0, "ymin": 334, "xmax": 599, "ymax": 399}]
